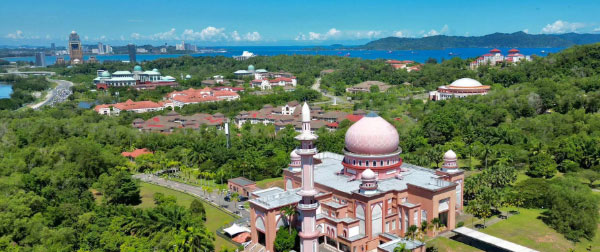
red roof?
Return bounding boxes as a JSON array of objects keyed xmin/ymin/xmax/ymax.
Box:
[
  {"xmin": 167, "ymin": 87, "xmax": 239, "ymax": 104},
  {"xmin": 490, "ymin": 48, "xmax": 501, "ymax": 53},
  {"xmin": 386, "ymin": 60, "xmax": 403, "ymax": 64},
  {"xmin": 232, "ymin": 232, "xmax": 251, "ymax": 243},
  {"xmin": 327, "ymin": 122, "xmax": 339, "ymax": 128},
  {"xmin": 121, "ymin": 148, "xmax": 152, "ymax": 158},
  {"xmin": 508, "ymin": 48, "xmax": 519, "ymax": 53},
  {"xmin": 269, "ymin": 77, "xmax": 293, "ymax": 83},
  {"xmin": 346, "ymin": 114, "xmax": 363, "ymax": 122},
  {"xmin": 482, "ymin": 53, "xmax": 494, "ymax": 57},
  {"xmin": 95, "ymin": 99, "xmax": 164, "ymax": 112}
]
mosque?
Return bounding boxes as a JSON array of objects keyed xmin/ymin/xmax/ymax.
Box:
[{"xmin": 248, "ymin": 103, "xmax": 464, "ymax": 252}]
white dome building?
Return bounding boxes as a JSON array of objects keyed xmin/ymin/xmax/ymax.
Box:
[{"xmin": 429, "ymin": 78, "xmax": 490, "ymax": 101}]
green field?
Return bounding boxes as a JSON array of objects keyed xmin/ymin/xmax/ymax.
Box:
[
  {"xmin": 256, "ymin": 177, "xmax": 284, "ymax": 189},
  {"xmin": 138, "ymin": 182, "xmax": 239, "ymax": 251},
  {"xmin": 427, "ymin": 237, "xmax": 482, "ymax": 252},
  {"xmin": 481, "ymin": 208, "xmax": 600, "ymax": 252}
]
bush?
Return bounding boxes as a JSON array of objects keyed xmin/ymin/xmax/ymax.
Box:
[
  {"xmin": 274, "ymin": 228, "xmax": 299, "ymax": 252},
  {"xmin": 457, "ymin": 221, "xmax": 464, "ymax": 227}
]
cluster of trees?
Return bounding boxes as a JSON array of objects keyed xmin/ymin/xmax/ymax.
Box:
[
  {"xmin": 0, "ymin": 107, "xmax": 216, "ymax": 251},
  {"xmin": 0, "ymin": 75, "xmax": 51, "ymax": 110}
]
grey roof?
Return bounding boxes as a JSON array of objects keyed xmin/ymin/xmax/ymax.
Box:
[
  {"xmin": 400, "ymin": 202, "xmax": 418, "ymax": 208},
  {"xmin": 252, "ymin": 187, "xmax": 285, "ymax": 198},
  {"xmin": 380, "ymin": 232, "xmax": 400, "ymax": 240},
  {"xmin": 378, "ymin": 238, "xmax": 424, "ymax": 251},
  {"xmin": 311, "ymin": 152, "xmax": 456, "ymax": 195},
  {"xmin": 453, "ymin": 227, "xmax": 539, "ymax": 252},
  {"xmin": 229, "ymin": 177, "xmax": 255, "ymax": 186},
  {"xmin": 250, "ymin": 188, "xmax": 302, "ymax": 209},
  {"xmin": 321, "ymin": 201, "xmax": 345, "ymax": 209},
  {"xmin": 344, "ymin": 234, "xmax": 367, "ymax": 242},
  {"xmin": 316, "ymin": 213, "xmax": 358, "ymax": 224}
]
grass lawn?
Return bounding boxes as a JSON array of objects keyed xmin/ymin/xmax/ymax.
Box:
[
  {"xmin": 426, "ymin": 237, "xmax": 482, "ymax": 252},
  {"xmin": 256, "ymin": 177, "xmax": 284, "ymax": 189},
  {"xmin": 137, "ymin": 182, "xmax": 238, "ymax": 251},
  {"xmin": 481, "ymin": 208, "xmax": 600, "ymax": 252}
]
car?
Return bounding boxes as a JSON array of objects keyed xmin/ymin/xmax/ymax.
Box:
[
  {"xmin": 224, "ymin": 196, "xmax": 231, "ymax": 202},
  {"xmin": 238, "ymin": 205, "xmax": 245, "ymax": 210}
]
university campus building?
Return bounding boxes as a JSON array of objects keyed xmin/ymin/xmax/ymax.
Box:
[
  {"xmin": 248, "ymin": 104, "xmax": 464, "ymax": 252},
  {"xmin": 94, "ymin": 65, "xmax": 178, "ymax": 89},
  {"xmin": 428, "ymin": 78, "xmax": 490, "ymax": 101}
]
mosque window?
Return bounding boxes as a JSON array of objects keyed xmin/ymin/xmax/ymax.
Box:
[
  {"xmin": 359, "ymin": 161, "xmax": 362, "ymax": 166},
  {"xmin": 387, "ymin": 160, "xmax": 390, "ymax": 165},
  {"xmin": 353, "ymin": 160, "xmax": 356, "ymax": 165},
  {"xmin": 381, "ymin": 161, "xmax": 384, "ymax": 166},
  {"xmin": 366, "ymin": 161, "xmax": 369, "ymax": 166},
  {"xmin": 372, "ymin": 161, "xmax": 376, "ymax": 167}
]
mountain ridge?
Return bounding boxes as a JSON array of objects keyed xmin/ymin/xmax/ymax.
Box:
[{"xmin": 360, "ymin": 31, "xmax": 600, "ymax": 50}]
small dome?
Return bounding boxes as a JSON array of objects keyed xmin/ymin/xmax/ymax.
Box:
[
  {"xmin": 101, "ymin": 71, "xmax": 111, "ymax": 77},
  {"xmin": 185, "ymin": 74, "xmax": 192, "ymax": 79},
  {"xmin": 449, "ymin": 78, "xmax": 482, "ymax": 88},
  {"xmin": 133, "ymin": 65, "xmax": 142, "ymax": 71},
  {"xmin": 345, "ymin": 112, "xmax": 399, "ymax": 155},
  {"xmin": 444, "ymin": 150, "xmax": 457, "ymax": 160},
  {"xmin": 290, "ymin": 150, "xmax": 300, "ymax": 159},
  {"xmin": 152, "ymin": 68, "xmax": 159, "ymax": 72},
  {"xmin": 362, "ymin": 169, "xmax": 376, "ymax": 180},
  {"xmin": 248, "ymin": 65, "xmax": 255, "ymax": 71}
]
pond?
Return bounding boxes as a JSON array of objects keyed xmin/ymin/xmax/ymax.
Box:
[{"xmin": 0, "ymin": 82, "xmax": 13, "ymax": 99}]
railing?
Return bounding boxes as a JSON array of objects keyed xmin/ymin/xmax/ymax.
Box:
[{"xmin": 298, "ymin": 202, "xmax": 319, "ymax": 210}]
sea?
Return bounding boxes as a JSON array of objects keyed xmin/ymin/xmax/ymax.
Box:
[
  {"xmin": 0, "ymin": 82, "xmax": 12, "ymax": 99},
  {"xmin": 1, "ymin": 46, "xmax": 564, "ymax": 65}
]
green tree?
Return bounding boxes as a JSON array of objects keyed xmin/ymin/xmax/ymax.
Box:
[
  {"xmin": 393, "ymin": 243, "xmax": 407, "ymax": 252},
  {"xmin": 95, "ymin": 171, "xmax": 141, "ymax": 205},
  {"xmin": 527, "ymin": 152, "xmax": 557, "ymax": 178},
  {"xmin": 280, "ymin": 205, "xmax": 296, "ymax": 234},
  {"xmin": 273, "ymin": 227, "xmax": 298, "ymax": 252},
  {"xmin": 189, "ymin": 199, "xmax": 207, "ymax": 221}
]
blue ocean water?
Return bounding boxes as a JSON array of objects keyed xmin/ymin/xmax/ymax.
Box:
[
  {"xmin": 0, "ymin": 83, "xmax": 13, "ymax": 99},
  {"xmin": 1, "ymin": 46, "xmax": 564, "ymax": 64}
]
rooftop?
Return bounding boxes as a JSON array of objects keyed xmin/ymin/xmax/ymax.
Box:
[
  {"xmin": 229, "ymin": 177, "xmax": 255, "ymax": 186},
  {"xmin": 378, "ymin": 237, "xmax": 425, "ymax": 251}
]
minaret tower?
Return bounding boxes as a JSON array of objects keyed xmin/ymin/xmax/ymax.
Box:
[{"xmin": 295, "ymin": 102, "xmax": 319, "ymax": 252}]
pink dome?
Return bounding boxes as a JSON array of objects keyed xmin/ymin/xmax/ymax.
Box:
[
  {"xmin": 362, "ymin": 169, "xmax": 376, "ymax": 180},
  {"xmin": 345, "ymin": 112, "xmax": 399, "ymax": 155}
]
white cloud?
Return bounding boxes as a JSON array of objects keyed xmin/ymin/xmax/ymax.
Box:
[
  {"xmin": 541, "ymin": 20, "xmax": 585, "ymax": 34},
  {"xmin": 231, "ymin": 31, "xmax": 241, "ymax": 41},
  {"xmin": 244, "ymin": 31, "xmax": 261, "ymax": 41},
  {"xmin": 6, "ymin": 30, "xmax": 24, "ymax": 39},
  {"xmin": 523, "ymin": 29, "xmax": 529, "ymax": 34},
  {"xmin": 84, "ymin": 36, "xmax": 89, "ymax": 40},
  {"xmin": 326, "ymin": 28, "xmax": 341, "ymax": 37},
  {"xmin": 423, "ymin": 24, "xmax": 449, "ymax": 37},
  {"xmin": 45, "ymin": 34, "xmax": 52, "ymax": 39},
  {"xmin": 593, "ymin": 27, "xmax": 600, "ymax": 32},
  {"xmin": 296, "ymin": 28, "xmax": 343, "ymax": 41},
  {"xmin": 393, "ymin": 31, "xmax": 404, "ymax": 37},
  {"xmin": 99, "ymin": 35, "xmax": 106, "ymax": 40},
  {"xmin": 130, "ymin": 33, "xmax": 142, "ymax": 40},
  {"xmin": 150, "ymin": 28, "xmax": 177, "ymax": 40},
  {"xmin": 354, "ymin": 30, "xmax": 382, "ymax": 39},
  {"xmin": 182, "ymin": 26, "xmax": 227, "ymax": 41},
  {"xmin": 120, "ymin": 35, "xmax": 126, "ymax": 41}
]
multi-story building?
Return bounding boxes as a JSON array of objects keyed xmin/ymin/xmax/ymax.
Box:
[
  {"xmin": 469, "ymin": 48, "xmax": 532, "ymax": 69},
  {"xmin": 68, "ymin": 31, "xmax": 83, "ymax": 64},
  {"xmin": 165, "ymin": 87, "xmax": 240, "ymax": 108},
  {"xmin": 127, "ymin": 44, "xmax": 136, "ymax": 63},
  {"xmin": 94, "ymin": 66, "xmax": 178, "ymax": 89},
  {"xmin": 248, "ymin": 107, "xmax": 463, "ymax": 252},
  {"xmin": 428, "ymin": 78, "xmax": 490, "ymax": 101},
  {"xmin": 94, "ymin": 99, "xmax": 166, "ymax": 115},
  {"xmin": 97, "ymin": 42, "xmax": 104, "ymax": 55},
  {"xmin": 34, "ymin": 52, "xmax": 46, "ymax": 67},
  {"xmin": 233, "ymin": 51, "xmax": 256, "ymax": 60}
]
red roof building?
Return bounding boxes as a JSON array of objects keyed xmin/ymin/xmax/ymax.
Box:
[
  {"xmin": 121, "ymin": 148, "xmax": 153, "ymax": 159},
  {"xmin": 94, "ymin": 99, "xmax": 165, "ymax": 115}
]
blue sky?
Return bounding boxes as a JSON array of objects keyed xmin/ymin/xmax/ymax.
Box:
[{"xmin": 1, "ymin": 0, "xmax": 600, "ymax": 46}]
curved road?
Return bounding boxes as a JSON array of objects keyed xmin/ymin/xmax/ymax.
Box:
[
  {"xmin": 311, "ymin": 77, "xmax": 349, "ymax": 105},
  {"xmin": 29, "ymin": 79, "xmax": 73, "ymax": 109}
]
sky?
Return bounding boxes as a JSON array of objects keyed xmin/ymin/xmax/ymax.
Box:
[{"xmin": 1, "ymin": 0, "xmax": 600, "ymax": 46}]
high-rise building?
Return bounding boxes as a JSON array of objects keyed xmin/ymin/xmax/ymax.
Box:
[
  {"xmin": 127, "ymin": 44, "xmax": 136, "ymax": 63},
  {"xmin": 68, "ymin": 31, "xmax": 83, "ymax": 64},
  {"xmin": 104, "ymin": 44, "xmax": 113, "ymax": 54},
  {"xmin": 50, "ymin": 43, "xmax": 55, "ymax": 52},
  {"xmin": 98, "ymin": 42, "xmax": 104, "ymax": 55},
  {"xmin": 34, "ymin": 52, "xmax": 46, "ymax": 67}
]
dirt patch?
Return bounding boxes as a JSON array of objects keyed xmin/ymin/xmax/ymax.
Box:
[{"xmin": 535, "ymin": 234, "xmax": 556, "ymax": 243}]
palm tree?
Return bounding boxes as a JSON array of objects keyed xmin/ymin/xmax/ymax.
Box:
[
  {"xmin": 418, "ymin": 220, "xmax": 430, "ymax": 240},
  {"xmin": 405, "ymin": 225, "xmax": 418, "ymax": 240},
  {"xmin": 393, "ymin": 243, "xmax": 407, "ymax": 252},
  {"xmin": 280, "ymin": 204, "xmax": 297, "ymax": 234},
  {"xmin": 231, "ymin": 192, "xmax": 239, "ymax": 210}
]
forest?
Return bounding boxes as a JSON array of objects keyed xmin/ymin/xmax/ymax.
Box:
[{"xmin": 0, "ymin": 43, "xmax": 599, "ymax": 250}]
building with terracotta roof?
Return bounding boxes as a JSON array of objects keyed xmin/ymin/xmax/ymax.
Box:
[
  {"xmin": 166, "ymin": 87, "xmax": 240, "ymax": 108},
  {"xmin": 248, "ymin": 108, "xmax": 463, "ymax": 252},
  {"xmin": 121, "ymin": 148, "xmax": 153, "ymax": 160},
  {"xmin": 429, "ymin": 78, "xmax": 490, "ymax": 101},
  {"xmin": 133, "ymin": 112, "xmax": 226, "ymax": 133},
  {"xmin": 94, "ymin": 99, "xmax": 166, "ymax": 115},
  {"xmin": 385, "ymin": 60, "xmax": 421, "ymax": 72},
  {"xmin": 469, "ymin": 48, "xmax": 532, "ymax": 69}
]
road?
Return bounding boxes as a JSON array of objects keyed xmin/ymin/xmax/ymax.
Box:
[
  {"xmin": 311, "ymin": 77, "xmax": 349, "ymax": 105},
  {"xmin": 29, "ymin": 79, "xmax": 73, "ymax": 109},
  {"xmin": 133, "ymin": 173, "xmax": 249, "ymax": 220}
]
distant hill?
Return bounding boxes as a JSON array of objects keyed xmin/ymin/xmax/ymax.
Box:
[{"xmin": 361, "ymin": 32, "xmax": 600, "ymax": 50}]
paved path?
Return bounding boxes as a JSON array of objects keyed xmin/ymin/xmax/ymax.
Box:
[
  {"xmin": 133, "ymin": 173, "xmax": 249, "ymax": 220},
  {"xmin": 311, "ymin": 77, "xmax": 349, "ymax": 105},
  {"xmin": 29, "ymin": 79, "xmax": 73, "ymax": 109}
]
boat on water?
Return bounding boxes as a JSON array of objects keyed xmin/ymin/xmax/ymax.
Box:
[
  {"xmin": 344, "ymin": 53, "xmax": 351, "ymax": 57},
  {"xmin": 388, "ymin": 51, "xmax": 393, "ymax": 53},
  {"xmin": 541, "ymin": 50, "xmax": 546, "ymax": 53}
]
